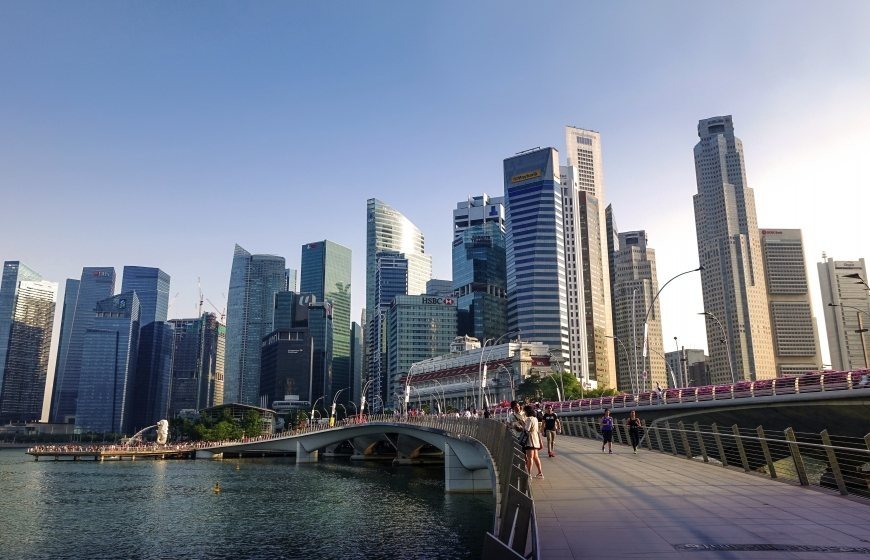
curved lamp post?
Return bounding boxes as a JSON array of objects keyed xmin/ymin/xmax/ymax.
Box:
[
  {"xmin": 605, "ymin": 334, "xmax": 634, "ymax": 394},
  {"xmin": 360, "ymin": 379, "xmax": 374, "ymax": 417},
  {"xmin": 646, "ymin": 345, "xmax": 678, "ymax": 389},
  {"xmin": 330, "ymin": 388, "xmax": 348, "ymax": 426},
  {"xmin": 310, "ymin": 395, "xmax": 325, "ymax": 427},
  {"xmin": 478, "ymin": 330, "xmax": 520, "ymax": 409},
  {"xmin": 495, "ymin": 364, "xmax": 516, "ymax": 402},
  {"xmin": 698, "ymin": 311, "xmax": 735, "ymax": 384},
  {"xmin": 548, "ymin": 351, "xmax": 565, "ymax": 403}
]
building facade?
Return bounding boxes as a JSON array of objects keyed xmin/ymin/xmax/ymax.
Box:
[
  {"xmin": 120, "ymin": 266, "xmax": 170, "ymax": 326},
  {"xmin": 760, "ymin": 229, "xmax": 823, "ymax": 375},
  {"xmin": 0, "ymin": 262, "xmax": 57, "ymax": 423},
  {"xmin": 367, "ymin": 251, "xmax": 409, "ymax": 408},
  {"xmin": 503, "ymin": 148, "xmax": 571, "ymax": 369},
  {"xmin": 224, "ymin": 244, "xmax": 286, "ymax": 405},
  {"xmin": 818, "ymin": 257, "xmax": 870, "ymax": 370},
  {"xmin": 693, "ymin": 115, "xmax": 776, "ymax": 383},
  {"xmin": 129, "ymin": 321, "xmax": 174, "ymax": 431},
  {"xmin": 665, "ymin": 349, "xmax": 709, "ymax": 387}
]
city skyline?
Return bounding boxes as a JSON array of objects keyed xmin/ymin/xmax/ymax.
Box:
[{"xmin": 3, "ymin": 2, "xmax": 869, "ymax": 397}]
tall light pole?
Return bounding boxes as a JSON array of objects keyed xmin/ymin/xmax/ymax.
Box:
[
  {"xmin": 478, "ymin": 330, "xmax": 520, "ymax": 410},
  {"xmin": 647, "ymin": 345, "xmax": 678, "ymax": 389},
  {"xmin": 549, "ymin": 351, "xmax": 565, "ymax": 402},
  {"xmin": 673, "ymin": 336, "xmax": 688, "ymax": 387},
  {"xmin": 605, "ymin": 334, "xmax": 634, "ymax": 394},
  {"xmin": 699, "ymin": 311, "xmax": 735, "ymax": 384},
  {"xmin": 496, "ymin": 365, "xmax": 516, "ymax": 402},
  {"xmin": 329, "ymin": 388, "xmax": 347, "ymax": 426},
  {"xmin": 310, "ymin": 395, "xmax": 325, "ymax": 426},
  {"xmin": 359, "ymin": 379, "xmax": 374, "ymax": 418},
  {"xmin": 828, "ymin": 302, "xmax": 869, "ymax": 368},
  {"xmin": 404, "ymin": 363, "xmax": 424, "ymax": 416}
]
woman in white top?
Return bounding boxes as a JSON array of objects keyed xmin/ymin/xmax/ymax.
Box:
[{"xmin": 523, "ymin": 404, "xmax": 544, "ymax": 479}]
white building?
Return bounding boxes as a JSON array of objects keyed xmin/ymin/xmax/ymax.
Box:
[{"xmin": 818, "ymin": 257, "xmax": 870, "ymax": 370}]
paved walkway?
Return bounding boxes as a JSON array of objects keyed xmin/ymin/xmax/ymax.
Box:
[{"xmin": 531, "ymin": 436, "xmax": 870, "ymax": 559}]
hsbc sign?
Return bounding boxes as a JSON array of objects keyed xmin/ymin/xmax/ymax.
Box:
[{"xmin": 421, "ymin": 296, "xmax": 455, "ymax": 305}]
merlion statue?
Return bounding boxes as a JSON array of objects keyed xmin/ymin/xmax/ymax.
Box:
[{"xmin": 156, "ymin": 419, "xmax": 170, "ymax": 445}]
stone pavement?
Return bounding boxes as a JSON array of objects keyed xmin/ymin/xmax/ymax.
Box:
[{"xmin": 530, "ymin": 435, "xmax": 870, "ymax": 559}]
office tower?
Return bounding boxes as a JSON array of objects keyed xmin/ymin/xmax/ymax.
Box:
[
  {"xmin": 760, "ymin": 229, "xmax": 823, "ymax": 375},
  {"xmin": 693, "ymin": 116, "xmax": 776, "ymax": 383},
  {"xmin": 286, "ymin": 268, "xmax": 298, "ymax": 292},
  {"xmin": 818, "ymin": 257, "xmax": 870, "ymax": 370},
  {"xmin": 426, "ymin": 279, "xmax": 454, "ymax": 298},
  {"xmin": 503, "ymin": 148, "xmax": 570, "ymax": 368},
  {"xmin": 605, "ymin": 205, "xmax": 620, "ymax": 338},
  {"xmin": 171, "ymin": 313, "xmax": 226, "ymax": 410},
  {"xmin": 76, "ymin": 293, "xmax": 140, "ymax": 434},
  {"xmin": 386, "ymin": 295, "xmax": 457, "ymax": 408},
  {"xmin": 120, "ymin": 266, "xmax": 170, "ymax": 326},
  {"xmin": 52, "ymin": 278, "xmax": 80, "ymax": 411},
  {"xmin": 128, "ymin": 321, "xmax": 174, "ymax": 430},
  {"xmin": 452, "ymin": 194, "xmax": 507, "ymax": 342},
  {"xmin": 224, "ymin": 244, "xmax": 286, "ymax": 405},
  {"xmin": 365, "ymin": 198, "xmax": 432, "ymax": 325},
  {"xmin": 301, "ymin": 240, "xmax": 351, "ymax": 404},
  {"xmin": 612, "ymin": 231, "xmax": 666, "ymax": 392},
  {"xmin": 349, "ymin": 321, "xmax": 364, "ymax": 406},
  {"xmin": 367, "ymin": 251, "xmax": 409, "ymax": 407},
  {"xmin": 0, "ymin": 262, "xmax": 57, "ymax": 423},
  {"xmin": 50, "ymin": 267, "xmax": 116, "ymax": 423},
  {"xmin": 665, "ymin": 349, "xmax": 709, "ymax": 387},
  {"xmin": 564, "ymin": 127, "xmax": 616, "ymax": 388}
]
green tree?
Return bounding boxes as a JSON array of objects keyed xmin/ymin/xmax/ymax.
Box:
[{"xmin": 241, "ymin": 410, "xmax": 262, "ymax": 437}]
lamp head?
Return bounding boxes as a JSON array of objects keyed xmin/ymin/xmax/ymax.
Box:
[{"xmin": 827, "ymin": 303, "xmax": 837, "ymax": 307}]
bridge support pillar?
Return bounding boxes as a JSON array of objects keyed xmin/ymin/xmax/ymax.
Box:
[
  {"xmin": 443, "ymin": 442, "xmax": 492, "ymax": 494},
  {"xmin": 296, "ymin": 441, "xmax": 318, "ymax": 464}
]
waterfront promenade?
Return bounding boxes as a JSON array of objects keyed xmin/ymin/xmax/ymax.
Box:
[{"xmin": 533, "ymin": 436, "xmax": 870, "ymax": 559}]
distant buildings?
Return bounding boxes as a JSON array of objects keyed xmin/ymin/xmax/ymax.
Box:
[
  {"xmin": 665, "ymin": 349, "xmax": 709, "ymax": 387},
  {"xmin": 168, "ymin": 313, "xmax": 225, "ymax": 416},
  {"xmin": 120, "ymin": 266, "xmax": 169, "ymax": 326},
  {"xmin": 0, "ymin": 262, "xmax": 57, "ymax": 423},
  {"xmin": 818, "ymin": 257, "xmax": 870, "ymax": 370}
]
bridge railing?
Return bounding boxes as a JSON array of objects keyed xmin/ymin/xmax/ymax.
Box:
[{"xmin": 560, "ymin": 416, "xmax": 870, "ymax": 500}]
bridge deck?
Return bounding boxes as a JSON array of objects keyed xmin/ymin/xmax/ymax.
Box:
[{"xmin": 533, "ymin": 436, "xmax": 870, "ymax": 559}]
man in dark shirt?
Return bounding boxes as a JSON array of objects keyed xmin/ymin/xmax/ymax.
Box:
[{"xmin": 542, "ymin": 405, "xmax": 561, "ymax": 457}]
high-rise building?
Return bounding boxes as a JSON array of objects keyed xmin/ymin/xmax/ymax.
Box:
[
  {"xmin": 564, "ymin": 127, "xmax": 616, "ymax": 388},
  {"xmin": 349, "ymin": 321, "xmax": 364, "ymax": 406},
  {"xmin": 367, "ymin": 251, "xmax": 410, "ymax": 407},
  {"xmin": 605, "ymin": 204, "xmax": 620, "ymax": 344},
  {"xmin": 503, "ymin": 148, "xmax": 570, "ymax": 369},
  {"xmin": 224, "ymin": 244, "xmax": 286, "ymax": 405},
  {"xmin": 612, "ymin": 231, "xmax": 666, "ymax": 392},
  {"xmin": 0, "ymin": 262, "xmax": 57, "ymax": 423},
  {"xmin": 452, "ymin": 194, "xmax": 507, "ymax": 343},
  {"xmin": 818, "ymin": 257, "xmax": 870, "ymax": 370},
  {"xmin": 120, "ymin": 266, "xmax": 170, "ymax": 326},
  {"xmin": 76, "ymin": 292, "xmax": 140, "ymax": 434},
  {"xmin": 128, "ymin": 321, "xmax": 174, "ymax": 431},
  {"xmin": 760, "ymin": 229, "xmax": 823, "ymax": 375},
  {"xmin": 169, "ymin": 313, "xmax": 225, "ymax": 415},
  {"xmin": 665, "ymin": 349, "xmax": 709, "ymax": 387},
  {"xmin": 386, "ymin": 294, "xmax": 457, "ymax": 408},
  {"xmin": 286, "ymin": 268, "xmax": 298, "ymax": 292},
  {"xmin": 426, "ymin": 279, "xmax": 454, "ymax": 298},
  {"xmin": 50, "ymin": 267, "xmax": 116, "ymax": 424},
  {"xmin": 693, "ymin": 115, "xmax": 776, "ymax": 383},
  {"xmin": 300, "ymin": 240, "xmax": 351, "ymax": 405}
]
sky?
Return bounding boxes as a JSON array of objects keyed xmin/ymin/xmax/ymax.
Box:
[{"xmin": 1, "ymin": 1, "xmax": 869, "ymax": 400}]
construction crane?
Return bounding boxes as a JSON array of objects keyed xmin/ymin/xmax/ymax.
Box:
[{"xmin": 198, "ymin": 277, "xmax": 226, "ymax": 322}]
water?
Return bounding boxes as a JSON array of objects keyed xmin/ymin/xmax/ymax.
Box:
[{"xmin": 0, "ymin": 449, "xmax": 494, "ymax": 559}]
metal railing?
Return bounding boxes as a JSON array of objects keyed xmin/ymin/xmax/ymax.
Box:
[{"xmin": 561, "ymin": 416, "xmax": 870, "ymax": 499}]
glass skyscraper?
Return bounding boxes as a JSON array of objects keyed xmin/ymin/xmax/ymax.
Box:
[
  {"xmin": 76, "ymin": 292, "xmax": 140, "ymax": 434},
  {"xmin": 300, "ymin": 240, "xmax": 351, "ymax": 405},
  {"xmin": 129, "ymin": 321, "xmax": 174, "ymax": 431},
  {"xmin": 503, "ymin": 148, "xmax": 571, "ymax": 367},
  {"xmin": 168, "ymin": 312, "xmax": 225, "ymax": 416},
  {"xmin": 0, "ymin": 262, "xmax": 57, "ymax": 423},
  {"xmin": 367, "ymin": 251, "xmax": 409, "ymax": 407},
  {"xmin": 120, "ymin": 266, "xmax": 170, "ymax": 326},
  {"xmin": 50, "ymin": 267, "xmax": 116, "ymax": 424},
  {"xmin": 224, "ymin": 244, "xmax": 286, "ymax": 405}
]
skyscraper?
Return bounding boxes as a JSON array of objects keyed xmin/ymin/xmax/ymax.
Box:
[
  {"xmin": 503, "ymin": 148, "xmax": 571, "ymax": 368},
  {"xmin": 760, "ymin": 229, "xmax": 823, "ymax": 375},
  {"xmin": 128, "ymin": 321, "xmax": 174, "ymax": 431},
  {"xmin": 0, "ymin": 262, "xmax": 57, "ymax": 423},
  {"xmin": 349, "ymin": 321, "xmax": 364, "ymax": 406},
  {"xmin": 367, "ymin": 251, "xmax": 409, "ymax": 406},
  {"xmin": 693, "ymin": 116, "xmax": 776, "ymax": 383},
  {"xmin": 120, "ymin": 266, "xmax": 170, "ymax": 326},
  {"xmin": 564, "ymin": 126, "xmax": 616, "ymax": 388},
  {"xmin": 818, "ymin": 257, "xmax": 870, "ymax": 370},
  {"xmin": 76, "ymin": 292, "xmax": 140, "ymax": 434},
  {"xmin": 300, "ymin": 240, "xmax": 351, "ymax": 404},
  {"xmin": 224, "ymin": 244, "xmax": 286, "ymax": 405},
  {"xmin": 50, "ymin": 267, "xmax": 116, "ymax": 424},
  {"xmin": 612, "ymin": 231, "xmax": 666, "ymax": 392},
  {"xmin": 452, "ymin": 194, "xmax": 507, "ymax": 342}
]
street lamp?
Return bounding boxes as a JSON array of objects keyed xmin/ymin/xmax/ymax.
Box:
[
  {"xmin": 548, "ymin": 351, "xmax": 565, "ymax": 402},
  {"xmin": 330, "ymin": 388, "xmax": 347, "ymax": 426},
  {"xmin": 478, "ymin": 330, "xmax": 520, "ymax": 410},
  {"xmin": 310, "ymin": 395, "xmax": 325, "ymax": 427},
  {"xmin": 605, "ymin": 334, "xmax": 634, "ymax": 394},
  {"xmin": 495, "ymin": 364, "xmax": 516, "ymax": 402},
  {"xmin": 404, "ymin": 363, "xmax": 424, "ymax": 416},
  {"xmin": 647, "ymin": 345, "xmax": 678, "ymax": 389},
  {"xmin": 699, "ymin": 311, "xmax": 736, "ymax": 384},
  {"xmin": 828, "ymin": 302, "xmax": 870, "ymax": 368}
]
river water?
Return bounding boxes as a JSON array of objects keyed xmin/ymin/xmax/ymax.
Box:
[{"xmin": 0, "ymin": 449, "xmax": 494, "ymax": 559}]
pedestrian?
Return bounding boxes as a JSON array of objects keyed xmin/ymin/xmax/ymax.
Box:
[
  {"xmin": 542, "ymin": 404, "xmax": 561, "ymax": 457},
  {"xmin": 626, "ymin": 410, "xmax": 642, "ymax": 454},
  {"xmin": 600, "ymin": 408, "xmax": 614, "ymax": 454},
  {"xmin": 523, "ymin": 404, "xmax": 544, "ymax": 479},
  {"xmin": 483, "ymin": 405, "xmax": 491, "ymax": 419},
  {"xmin": 508, "ymin": 400, "xmax": 525, "ymax": 434}
]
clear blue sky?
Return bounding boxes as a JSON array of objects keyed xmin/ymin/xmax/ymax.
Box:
[{"xmin": 2, "ymin": 1, "xmax": 869, "ymax": 385}]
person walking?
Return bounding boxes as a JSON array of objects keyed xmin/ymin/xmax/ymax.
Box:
[
  {"xmin": 626, "ymin": 410, "xmax": 643, "ymax": 454},
  {"xmin": 600, "ymin": 408, "xmax": 614, "ymax": 454},
  {"xmin": 508, "ymin": 400, "xmax": 525, "ymax": 434},
  {"xmin": 523, "ymin": 404, "xmax": 544, "ymax": 478},
  {"xmin": 542, "ymin": 404, "xmax": 561, "ymax": 457}
]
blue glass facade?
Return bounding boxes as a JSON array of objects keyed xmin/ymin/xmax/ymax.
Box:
[
  {"xmin": 0, "ymin": 262, "xmax": 42, "ymax": 398},
  {"xmin": 225, "ymin": 244, "xmax": 286, "ymax": 405},
  {"xmin": 503, "ymin": 148, "xmax": 570, "ymax": 359},
  {"xmin": 50, "ymin": 267, "xmax": 116, "ymax": 424},
  {"xmin": 76, "ymin": 292, "xmax": 140, "ymax": 434},
  {"xmin": 367, "ymin": 251, "xmax": 409, "ymax": 406},
  {"xmin": 121, "ymin": 266, "xmax": 170, "ymax": 326},
  {"xmin": 129, "ymin": 321, "xmax": 174, "ymax": 430},
  {"xmin": 452, "ymin": 221, "xmax": 507, "ymax": 342}
]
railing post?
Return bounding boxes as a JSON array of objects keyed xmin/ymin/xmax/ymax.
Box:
[
  {"xmin": 644, "ymin": 422, "xmax": 653, "ymax": 450},
  {"xmin": 615, "ymin": 422, "xmax": 624, "ymax": 445},
  {"xmin": 677, "ymin": 421, "xmax": 692, "ymax": 459},
  {"xmin": 711, "ymin": 423, "xmax": 728, "ymax": 467},
  {"xmin": 732, "ymin": 424, "xmax": 750, "ymax": 472},
  {"xmin": 653, "ymin": 425, "xmax": 664, "ymax": 452},
  {"xmin": 784, "ymin": 427, "xmax": 809, "ymax": 486},
  {"xmin": 756, "ymin": 426, "xmax": 777, "ymax": 479},
  {"xmin": 587, "ymin": 417, "xmax": 597, "ymax": 440},
  {"xmin": 820, "ymin": 430, "xmax": 848, "ymax": 495},
  {"xmin": 694, "ymin": 422, "xmax": 708, "ymax": 463},
  {"xmin": 665, "ymin": 422, "xmax": 677, "ymax": 456}
]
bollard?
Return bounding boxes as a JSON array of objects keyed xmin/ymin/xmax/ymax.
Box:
[
  {"xmin": 820, "ymin": 430, "xmax": 848, "ymax": 495},
  {"xmin": 694, "ymin": 422, "xmax": 708, "ymax": 463},
  {"xmin": 756, "ymin": 426, "xmax": 777, "ymax": 479},
  {"xmin": 678, "ymin": 421, "xmax": 692, "ymax": 459},
  {"xmin": 784, "ymin": 427, "xmax": 809, "ymax": 486},
  {"xmin": 732, "ymin": 424, "xmax": 750, "ymax": 472},
  {"xmin": 711, "ymin": 423, "xmax": 728, "ymax": 467}
]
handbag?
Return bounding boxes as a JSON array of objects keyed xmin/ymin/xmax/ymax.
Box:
[{"xmin": 518, "ymin": 430, "xmax": 529, "ymax": 447}]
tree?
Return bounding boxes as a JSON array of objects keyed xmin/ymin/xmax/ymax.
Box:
[{"xmin": 241, "ymin": 410, "xmax": 262, "ymax": 437}]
